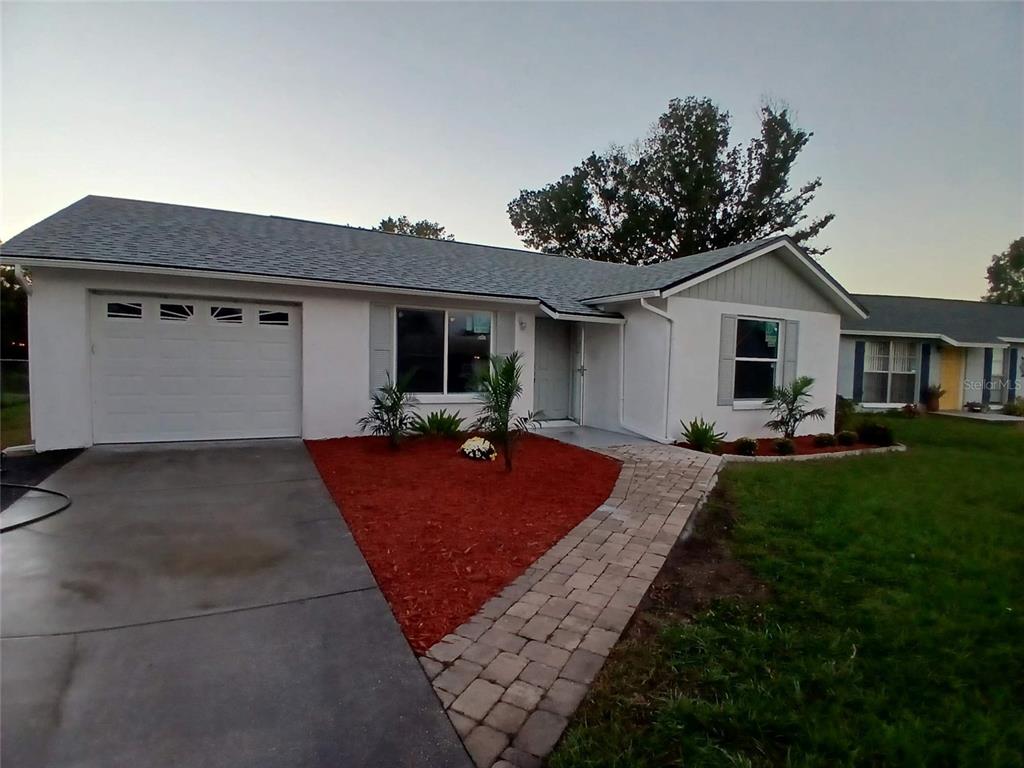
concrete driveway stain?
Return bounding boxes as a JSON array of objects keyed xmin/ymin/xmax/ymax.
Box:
[{"xmin": 1, "ymin": 439, "xmax": 470, "ymax": 768}]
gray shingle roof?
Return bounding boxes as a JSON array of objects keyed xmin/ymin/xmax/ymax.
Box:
[
  {"xmin": 0, "ymin": 196, "xmax": 852, "ymax": 317},
  {"xmin": 843, "ymin": 294, "xmax": 1024, "ymax": 345}
]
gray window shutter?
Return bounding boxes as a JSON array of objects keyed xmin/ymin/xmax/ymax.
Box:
[
  {"xmin": 782, "ymin": 320, "xmax": 799, "ymax": 385},
  {"xmin": 717, "ymin": 314, "xmax": 737, "ymax": 406},
  {"xmin": 494, "ymin": 311, "xmax": 516, "ymax": 359},
  {"xmin": 369, "ymin": 303, "xmax": 393, "ymax": 395}
]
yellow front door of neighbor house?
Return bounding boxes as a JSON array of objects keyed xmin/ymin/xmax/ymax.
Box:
[{"xmin": 939, "ymin": 347, "xmax": 964, "ymax": 409}]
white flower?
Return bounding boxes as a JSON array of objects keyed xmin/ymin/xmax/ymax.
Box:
[{"xmin": 459, "ymin": 436, "xmax": 497, "ymax": 461}]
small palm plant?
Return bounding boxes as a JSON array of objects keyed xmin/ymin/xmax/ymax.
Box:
[
  {"xmin": 473, "ymin": 351, "xmax": 540, "ymax": 471},
  {"xmin": 680, "ymin": 417, "xmax": 726, "ymax": 453},
  {"xmin": 358, "ymin": 372, "xmax": 419, "ymax": 448},
  {"xmin": 764, "ymin": 375, "xmax": 827, "ymax": 439}
]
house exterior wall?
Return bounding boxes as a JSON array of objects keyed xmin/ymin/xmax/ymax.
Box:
[
  {"xmin": 580, "ymin": 322, "xmax": 621, "ymax": 432},
  {"xmin": 26, "ymin": 267, "xmax": 537, "ymax": 451},
  {"xmin": 619, "ymin": 302, "xmax": 671, "ymax": 441},
  {"xmin": 963, "ymin": 347, "xmax": 986, "ymax": 406},
  {"xmin": 666, "ymin": 296, "xmax": 841, "ymax": 440}
]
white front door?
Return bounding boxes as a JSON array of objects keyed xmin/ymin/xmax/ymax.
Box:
[{"xmin": 90, "ymin": 294, "xmax": 302, "ymax": 443}]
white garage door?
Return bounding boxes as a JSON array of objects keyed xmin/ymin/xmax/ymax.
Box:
[{"xmin": 90, "ymin": 294, "xmax": 302, "ymax": 443}]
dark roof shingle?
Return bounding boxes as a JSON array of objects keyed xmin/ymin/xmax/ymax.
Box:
[
  {"xmin": 1, "ymin": 196, "xmax": 854, "ymax": 316},
  {"xmin": 843, "ymin": 294, "xmax": 1024, "ymax": 345}
]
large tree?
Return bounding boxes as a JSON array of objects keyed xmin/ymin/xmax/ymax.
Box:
[
  {"xmin": 375, "ymin": 215, "xmax": 454, "ymax": 240},
  {"xmin": 1, "ymin": 265, "xmax": 28, "ymax": 359},
  {"xmin": 508, "ymin": 97, "xmax": 833, "ymax": 264},
  {"xmin": 983, "ymin": 237, "xmax": 1024, "ymax": 305}
]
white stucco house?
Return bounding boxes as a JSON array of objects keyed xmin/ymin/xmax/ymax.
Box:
[
  {"xmin": 1, "ymin": 196, "xmax": 868, "ymax": 451},
  {"xmin": 839, "ymin": 295, "xmax": 1024, "ymax": 411}
]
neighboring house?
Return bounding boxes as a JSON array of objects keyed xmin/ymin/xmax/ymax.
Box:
[
  {"xmin": 839, "ymin": 295, "xmax": 1024, "ymax": 410},
  {"xmin": 0, "ymin": 196, "xmax": 865, "ymax": 451}
]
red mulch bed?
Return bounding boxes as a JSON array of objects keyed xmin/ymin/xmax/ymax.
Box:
[
  {"xmin": 709, "ymin": 436, "xmax": 876, "ymax": 456},
  {"xmin": 305, "ymin": 434, "xmax": 621, "ymax": 653}
]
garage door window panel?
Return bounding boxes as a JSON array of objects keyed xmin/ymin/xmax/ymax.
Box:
[
  {"xmin": 107, "ymin": 302, "xmax": 143, "ymax": 320},
  {"xmin": 259, "ymin": 310, "xmax": 290, "ymax": 326},
  {"xmin": 160, "ymin": 303, "xmax": 194, "ymax": 322},
  {"xmin": 211, "ymin": 306, "xmax": 244, "ymax": 324}
]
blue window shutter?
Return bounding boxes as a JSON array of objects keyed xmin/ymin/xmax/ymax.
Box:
[
  {"xmin": 1009, "ymin": 348, "xmax": 1019, "ymax": 401},
  {"xmin": 982, "ymin": 348, "xmax": 993, "ymax": 406},
  {"xmin": 369, "ymin": 304, "xmax": 394, "ymax": 396},
  {"xmin": 717, "ymin": 315, "xmax": 738, "ymax": 406},
  {"xmin": 919, "ymin": 343, "xmax": 931, "ymax": 402},
  {"xmin": 852, "ymin": 341, "xmax": 865, "ymax": 402}
]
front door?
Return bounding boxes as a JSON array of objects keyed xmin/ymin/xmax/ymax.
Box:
[
  {"xmin": 534, "ymin": 318, "xmax": 572, "ymax": 420},
  {"xmin": 938, "ymin": 347, "xmax": 964, "ymax": 410}
]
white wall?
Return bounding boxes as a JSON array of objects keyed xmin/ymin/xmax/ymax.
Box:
[
  {"xmin": 26, "ymin": 267, "xmax": 537, "ymax": 450},
  {"xmin": 666, "ymin": 296, "xmax": 841, "ymax": 440},
  {"xmin": 620, "ymin": 301, "xmax": 671, "ymax": 441},
  {"xmin": 963, "ymin": 347, "xmax": 985, "ymax": 405},
  {"xmin": 581, "ymin": 323, "xmax": 621, "ymax": 432}
]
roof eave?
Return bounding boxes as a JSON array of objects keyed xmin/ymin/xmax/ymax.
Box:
[{"xmin": 1, "ymin": 255, "xmax": 544, "ymax": 308}]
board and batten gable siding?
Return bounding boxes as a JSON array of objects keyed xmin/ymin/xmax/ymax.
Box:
[
  {"xmin": 665, "ymin": 295, "xmax": 840, "ymax": 439},
  {"xmin": 676, "ymin": 251, "xmax": 835, "ymax": 314}
]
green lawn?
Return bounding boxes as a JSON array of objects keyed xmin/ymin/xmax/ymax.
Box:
[
  {"xmin": 1, "ymin": 398, "xmax": 31, "ymax": 448},
  {"xmin": 551, "ymin": 416, "xmax": 1024, "ymax": 767}
]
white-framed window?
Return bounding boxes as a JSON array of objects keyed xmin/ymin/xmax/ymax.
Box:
[
  {"xmin": 159, "ymin": 303, "xmax": 194, "ymax": 322},
  {"xmin": 106, "ymin": 301, "xmax": 143, "ymax": 320},
  {"xmin": 258, "ymin": 309, "xmax": 290, "ymax": 326},
  {"xmin": 863, "ymin": 340, "xmax": 916, "ymax": 404},
  {"xmin": 990, "ymin": 347, "xmax": 1005, "ymax": 404},
  {"xmin": 734, "ymin": 317, "xmax": 781, "ymax": 400},
  {"xmin": 395, "ymin": 307, "xmax": 493, "ymax": 394},
  {"xmin": 210, "ymin": 306, "xmax": 243, "ymax": 324}
]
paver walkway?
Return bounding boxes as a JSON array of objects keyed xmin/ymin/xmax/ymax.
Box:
[{"xmin": 419, "ymin": 443, "xmax": 722, "ymax": 767}]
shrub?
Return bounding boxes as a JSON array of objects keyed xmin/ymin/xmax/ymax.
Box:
[
  {"xmin": 965, "ymin": 401, "xmax": 984, "ymax": 413},
  {"xmin": 358, "ymin": 373, "xmax": 418, "ymax": 448},
  {"xmin": 473, "ymin": 351, "xmax": 540, "ymax": 471},
  {"xmin": 734, "ymin": 437, "xmax": 758, "ymax": 456},
  {"xmin": 924, "ymin": 384, "xmax": 945, "ymax": 412},
  {"xmin": 680, "ymin": 417, "xmax": 726, "ymax": 453},
  {"xmin": 1001, "ymin": 397, "xmax": 1024, "ymax": 417},
  {"xmin": 813, "ymin": 432, "xmax": 837, "ymax": 447},
  {"xmin": 856, "ymin": 421, "xmax": 895, "ymax": 447},
  {"xmin": 411, "ymin": 409, "xmax": 465, "ymax": 437},
  {"xmin": 834, "ymin": 395, "xmax": 856, "ymax": 432},
  {"xmin": 901, "ymin": 403, "xmax": 920, "ymax": 418},
  {"xmin": 764, "ymin": 376, "xmax": 828, "ymax": 438},
  {"xmin": 836, "ymin": 430, "xmax": 858, "ymax": 446},
  {"xmin": 774, "ymin": 438, "xmax": 795, "ymax": 455}
]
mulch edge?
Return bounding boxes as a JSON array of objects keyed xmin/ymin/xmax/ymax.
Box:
[{"xmin": 719, "ymin": 443, "xmax": 907, "ymax": 463}]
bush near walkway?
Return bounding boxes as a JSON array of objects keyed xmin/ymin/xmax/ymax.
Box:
[{"xmin": 551, "ymin": 416, "xmax": 1023, "ymax": 767}]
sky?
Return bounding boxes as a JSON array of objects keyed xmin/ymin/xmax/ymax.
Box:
[{"xmin": 2, "ymin": 1, "xmax": 1021, "ymax": 300}]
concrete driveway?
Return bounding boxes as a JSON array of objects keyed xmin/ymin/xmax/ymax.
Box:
[{"xmin": 1, "ymin": 439, "xmax": 470, "ymax": 768}]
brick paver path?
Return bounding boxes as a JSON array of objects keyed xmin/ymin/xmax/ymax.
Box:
[{"xmin": 419, "ymin": 443, "xmax": 722, "ymax": 768}]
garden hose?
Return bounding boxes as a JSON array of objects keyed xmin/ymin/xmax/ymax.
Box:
[{"xmin": 0, "ymin": 483, "xmax": 72, "ymax": 533}]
